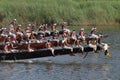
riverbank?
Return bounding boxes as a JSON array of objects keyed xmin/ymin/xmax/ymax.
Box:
[{"xmin": 0, "ymin": 0, "xmax": 120, "ymax": 27}]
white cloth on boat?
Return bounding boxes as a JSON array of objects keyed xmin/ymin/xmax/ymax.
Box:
[
  {"xmin": 90, "ymin": 34, "xmax": 99, "ymax": 39},
  {"xmin": 100, "ymin": 43, "xmax": 109, "ymax": 50},
  {"xmin": 76, "ymin": 45, "xmax": 84, "ymax": 52},
  {"xmin": 88, "ymin": 43, "xmax": 97, "ymax": 51},
  {"xmin": 63, "ymin": 46, "xmax": 73, "ymax": 52}
]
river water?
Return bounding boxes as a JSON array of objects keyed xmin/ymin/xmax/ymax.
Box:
[{"xmin": 0, "ymin": 31, "xmax": 120, "ymax": 80}]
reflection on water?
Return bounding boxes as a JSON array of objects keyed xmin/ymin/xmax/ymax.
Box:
[
  {"xmin": 0, "ymin": 32, "xmax": 120, "ymax": 80},
  {"xmin": 0, "ymin": 59, "xmax": 115, "ymax": 80}
]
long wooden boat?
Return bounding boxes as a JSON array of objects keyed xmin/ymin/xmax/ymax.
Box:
[{"xmin": 0, "ymin": 46, "xmax": 101, "ymax": 61}]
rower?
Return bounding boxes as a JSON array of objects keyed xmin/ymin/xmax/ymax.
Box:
[
  {"xmin": 45, "ymin": 40, "xmax": 55, "ymax": 56},
  {"xmin": 51, "ymin": 23, "xmax": 59, "ymax": 36},
  {"xmin": 25, "ymin": 24, "xmax": 32, "ymax": 38},
  {"xmin": 16, "ymin": 24, "xmax": 24, "ymax": 36},
  {"xmin": 87, "ymin": 39, "xmax": 98, "ymax": 53},
  {"xmin": 90, "ymin": 27, "xmax": 99, "ymax": 39},
  {"xmin": 38, "ymin": 25, "xmax": 45, "ymax": 37},
  {"xmin": 36, "ymin": 34, "xmax": 43, "ymax": 43},
  {"xmin": 8, "ymin": 19, "xmax": 17, "ymax": 32},
  {"xmin": 52, "ymin": 34, "xmax": 59, "ymax": 47},
  {"xmin": 78, "ymin": 28, "xmax": 86, "ymax": 42},
  {"xmin": 0, "ymin": 28, "xmax": 8, "ymax": 38},
  {"xmin": 8, "ymin": 29, "xmax": 17, "ymax": 44},
  {"xmin": 4, "ymin": 36, "xmax": 17, "ymax": 53},
  {"xmin": 70, "ymin": 30, "xmax": 77, "ymax": 41},
  {"xmin": 62, "ymin": 31, "xmax": 74, "ymax": 56},
  {"xmin": 44, "ymin": 24, "xmax": 51, "ymax": 36},
  {"xmin": 61, "ymin": 22, "xmax": 71, "ymax": 35}
]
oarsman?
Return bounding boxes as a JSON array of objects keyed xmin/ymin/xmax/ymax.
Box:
[
  {"xmin": 44, "ymin": 24, "xmax": 51, "ymax": 36},
  {"xmin": 36, "ymin": 34, "xmax": 43, "ymax": 43},
  {"xmin": 62, "ymin": 31, "xmax": 75, "ymax": 56},
  {"xmin": 8, "ymin": 29, "xmax": 16, "ymax": 43},
  {"xmin": 87, "ymin": 39, "xmax": 98, "ymax": 53},
  {"xmin": 69, "ymin": 30, "xmax": 77, "ymax": 47},
  {"xmin": 45, "ymin": 40, "xmax": 55, "ymax": 56},
  {"xmin": 61, "ymin": 22, "xmax": 71, "ymax": 35},
  {"xmin": 70, "ymin": 30, "xmax": 77, "ymax": 41},
  {"xmin": 38, "ymin": 25, "xmax": 45, "ymax": 37},
  {"xmin": 16, "ymin": 24, "xmax": 24, "ymax": 37},
  {"xmin": 78, "ymin": 28, "xmax": 86, "ymax": 42},
  {"xmin": 52, "ymin": 34, "xmax": 59, "ymax": 47},
  {"xmin": 31, "ymin": 24, "xmax": 35, "ymax": 32},
  {"xmin": 51, "ymin": 23, "xmax": 59, "ymax": 36},
  {"xmin": 4, "ymin": 36, "xmax": 17, "ymax": 53},
  {"xmin": 29, "ymin": 32, "xmax": 36, "ymax": 43},
  {"xmin": 0, "ymin": 28, "xmax": 8, "ymax": 38},
  {"xmin": 9, "ymin": 19, "xmax": 17, "ymax": 32},
  {"xmin": 90, "ymin": 27, "xmax": 99, "ymax": 39},
  {"xmin": 52, "ymin": 33, "xmax": 59, "ymax": 42},
  {"xmin": 76, "ymin": 37, "xmax": 84, "ymax": 54},
  {"xmin": 25, "ymin": 24, "xmax": 32, "ymax": 38}
]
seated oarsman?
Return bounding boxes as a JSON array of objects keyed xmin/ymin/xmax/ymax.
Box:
[
  {"xmin": 45, "ymin": 40, "xmax": 55, "ymax": 56},
  {"xmin": 16, "ymin": 24, "xmax": 24, "ymax": 36},
  {"xmin": 52, "ymin": 34, "xmax": 59, "ymax": 41},
  {"xmin": 89, "ymin": 27, "xmax": 99, "ymax": 39},
  {"xmin": 62, "ymin": 31, "xmax": 75, "ymax": 56},
  {"xmin": 60, "ymin": 22, "xmax": 71, "ymax": 35},
  {"xmin": 44, "ymin": 24, "xmax": 51, "ymax": 36},
  {"xmin": 38, "ymin": 25, "xmax": 45, "ymax": 37},
  {"xmin": 51, "ymin": 34, "xmax": 59, "ymax": 47},
  {"xmin": 50, "ymin": 23, "xmax": 59, "ymax": 36},
  {"xmin": 36, "ymin": 34, "xmax": 44, "ymax": 43},
  {"xmin": 8, "ymin": 29, "xmax": 17, "ymax": 43},
  {"xmin": 76, "ymin": 37, "xmax": 84, "ymax": 54},
  {"xmin": 76, "ymin": 28, "xmax": 86, "ymax": 52},
  {"xmin": 25, "ymin": 24, "xmax": 32, "ymax": 38},
  {"xmin": 4, "ymin": 36, "xmax": 17, "ymax": 53},
  {"xmin": 0, "ymin": 28, "xmax": 7, "ymax": 43},
  {"xmin": 77, "ymin": 28, "xmax": 86, "ymax": 42},
  {"xmin": 29, "ymin": 32, "xmax": 36, "ymax": 43},
  {"xmin": 8, "ymin": 19, "xmax": 16, "ymax": 32},
  {"xmin": 31, "ymin": 24, "xmax": 35, "ymax": 32},
  {"xmin": 87, "ymin": 39, "xmax": 98, "ymax": 53},
  {"xmin": 70, "ymin": 30, "xmax": 77, "ymax": 46},
  {"xmin": 0, "ymin": 27, "xmax": 7, "ymax": 37}
]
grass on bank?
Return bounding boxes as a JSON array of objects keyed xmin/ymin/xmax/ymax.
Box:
[{"xmin": 0, "ymin": 0, "xmax": 120, "ymax": 27}]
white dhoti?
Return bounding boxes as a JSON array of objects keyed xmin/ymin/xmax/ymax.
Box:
[
  {"xmin": 76, "ymin": 45, "xmax": 84, "ymax": 52},
  {"xmin": 64, "ymin": 46, "xmax": 73, "ymax": 52},
  {"xmin": 100, "ymin": 43, "xmax": 109, "ymax": 50},
  {"xmin": 88, "ymin": 43, "xmax": 97, "ymax": 51}
]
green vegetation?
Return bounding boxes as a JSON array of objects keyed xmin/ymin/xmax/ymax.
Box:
[{"xmin": 0, "ymin": 0, "xmax": 120, "ymax": 26}]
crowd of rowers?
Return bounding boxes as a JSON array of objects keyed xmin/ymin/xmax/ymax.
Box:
[{"xmin": 0, "ymin": 19, "xmax": 110, "ymax": 56}]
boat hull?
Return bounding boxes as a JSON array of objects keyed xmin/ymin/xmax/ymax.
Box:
[{"xmin": 0, "ymin": 46, "xmax": 101, "ymax": 61}]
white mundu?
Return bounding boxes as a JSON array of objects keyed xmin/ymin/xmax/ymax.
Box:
[
  {"xmin": 90, "ymin": 33, "xmax": 99, "ymax": 39},
  {"xmin": 88, "ymin": 43, "xmax": 97, "ymax": 51}
]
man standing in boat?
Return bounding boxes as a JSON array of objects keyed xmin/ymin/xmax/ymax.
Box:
[
  {"xmin": 90, "ymin": 27, "xmax": 99, "ymax": 39},
  {"xmin": 9, "ymin": 19, "xmax": 17, "ymax": 32}
]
